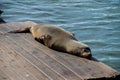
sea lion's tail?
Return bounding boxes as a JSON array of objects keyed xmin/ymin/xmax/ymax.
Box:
[{"xmin": 8, "ymin": 27, "xmax": 31, "ymax": 33}]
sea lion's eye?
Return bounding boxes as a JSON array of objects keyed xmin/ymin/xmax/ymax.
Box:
[{"xmin": 84, "ymin": 47, "xmax": 91, "ymax": 52}]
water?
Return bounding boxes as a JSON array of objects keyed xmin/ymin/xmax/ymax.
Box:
[{"xmin": 1, "ymin": 0, "xmax": 120, "ymax": 72}]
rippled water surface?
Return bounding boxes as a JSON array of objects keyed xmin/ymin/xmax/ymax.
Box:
[{"xmin": 1, "ymin": 0, "xmax": 120, "ymax": 72}]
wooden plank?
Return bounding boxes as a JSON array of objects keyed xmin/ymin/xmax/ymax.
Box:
[
  {"xmin": 0, "ymin": 69, "xmax": 11, "ymax": 80},
  {"xmin": 0, "ymin": 36, "xmax": 51, "ymax": 80},
  {"xmin": 0, "ymin": 35, "xmax": 66, "ymax": 80},
  {"xmin": 0, "ymin": 21, "xmax": 119, "ymax": 80},
  {"xmin": 0, "ymin": 43, "xmax": 37, "ymax": 80}
]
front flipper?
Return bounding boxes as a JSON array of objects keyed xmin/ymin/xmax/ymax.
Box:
[{"xmin": 35, "ymin": 34, "xmax": 51, "ymax": 47}]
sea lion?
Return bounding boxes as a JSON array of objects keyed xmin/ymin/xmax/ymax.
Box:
[{"xmin": 9, "ymin": 24, "xmax": 92, "ymax": 58}]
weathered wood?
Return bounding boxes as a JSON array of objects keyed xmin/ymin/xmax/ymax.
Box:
[
  {"xmin": 0, "ymin": 21, "xmax": 119, "ymax": 80},
  {"xmin": 0, "ymin": 36, "xmax": 51, "ymax": 80},
  {"xmin": 0, "ymin": 69, "xmax": 11, "ymax": 80},
  {"xmin": 0, "ymin": 36, "xmax": 63, "ymax": 80}
]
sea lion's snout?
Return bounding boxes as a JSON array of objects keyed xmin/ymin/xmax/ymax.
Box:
[{"xmin": 81, "ymin": 47, "xmax": 92, "ymax": 58}]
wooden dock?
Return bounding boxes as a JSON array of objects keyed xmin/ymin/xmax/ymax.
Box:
[{"xmin": 0, "ymin": 21, "xmax": 119, "ymax": 80}]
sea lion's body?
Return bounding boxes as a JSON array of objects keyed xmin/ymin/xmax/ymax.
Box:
[
  {"xmin": 31, "ymin": 24, "xmax": 75, "ymax": 46},
  {"xmin": 9, "ymin": 24, "xmax": 92, "ymax": 58}
]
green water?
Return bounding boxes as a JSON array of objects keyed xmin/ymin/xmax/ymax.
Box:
[{"xmin": 1, "ymin": 0, "xmax": 120, "ymax": 72}]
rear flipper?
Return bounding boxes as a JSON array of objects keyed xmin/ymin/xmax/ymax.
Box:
[
  {"xmin": 35, "ymin": 34, "xmax": 51, "ymax": 47},
  {"xmin": 8, "ymin": 27, "xmax": 30, "ymax": 33}
]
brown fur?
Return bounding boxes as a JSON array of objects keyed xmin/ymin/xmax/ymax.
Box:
[{"xmin": 9, "ymin": 24, "xmax": 92, "ymax": 58}]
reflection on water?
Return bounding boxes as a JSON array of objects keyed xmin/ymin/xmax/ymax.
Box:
[{"xmin": 1, "ymin": 0, "xmax": 120, "ymax": 72}]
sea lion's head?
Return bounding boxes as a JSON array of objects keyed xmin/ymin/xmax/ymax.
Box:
[
  {"xmin": 66, "ymin": 40, "xmax": 92, "ymax": 59},
  {"xmin": 74, "ymin": 46, "xmax": 92, "ymax": 59}
]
